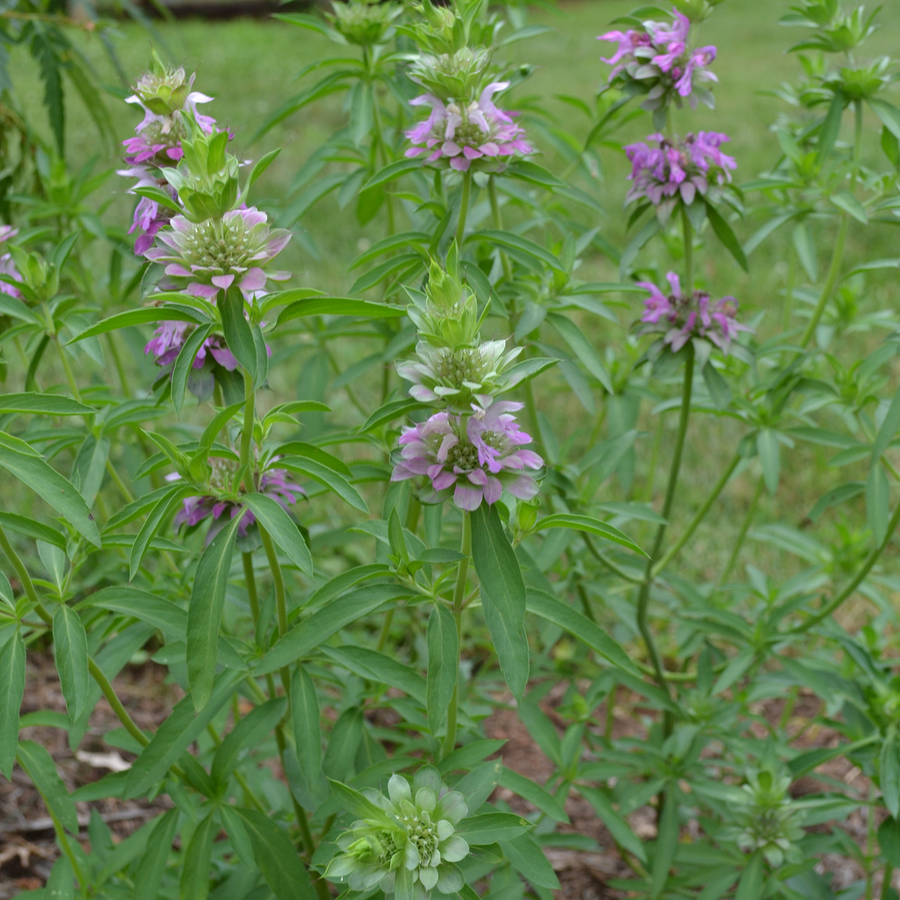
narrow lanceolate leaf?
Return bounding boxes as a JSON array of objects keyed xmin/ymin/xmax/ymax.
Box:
[
  {"xmin": 52, "ymin": 606, "xmax": 90, "ymax": 723},
  {"xmin": 275, "ymin": 296, "xmax": 406, "ymax": 326},
  {"xmin": 0, "ymin": 632, "xmax": 25, "ymax": 778},
  {"xmin": 471, "ymin": 506, "xmax": 529, "ymax": 700},
  {"xmin": 881, "ymin": 732, "xmax": 900, "ymax": 818},
  {"xmin": 0, "ymin": 393, "xmax": 95, "ymax": 416},
  {"xmin": 0, "ymin": 435, "xmax": 100, "ymax": 546},
  {"xmin": 68, "ymin": 306, "xmax": 206, "ymax": 343},
  {"xmin": 533, "ymin": 513, "xmax": 646, "ymax": 556},
  {"xmin": 650, "ymin": 783, "xmax": 679, "ymax": 898},
  {"xmin": 211, "ymin": 697, "xmax": 287, "ymax": 788},
  {"xmin": 872, "ymin": 384, "xmax": 900, "ymax": 462},
  {"xmin": 133, "ymin": 809, "xmax": 180, "ymax": 900},
  {"xmin": 220, "ymin": 287, "xmax": 257, "ymax": 381},
  {"xmin": 734, "ymin": 850, "xmax": 765, "ymax": 900},
  {"xmin": 172, "ymin": 324, "xmax": 213, "ymax": 415},
  {"xmin": 242, "ymin": 493, "xmax": 312, "ymax": 576},
  {"xmin": 866, "ymin": 463, "xmax": 890, "ymax": 546},
  {"xmin": 426, "ymin": 604, "xmax": 458, "ymax": 732},
  {"xmin": 578, "ymin": 787, "xmax": 646, "ymax": 862},
  {"xmin": 817, "ymin": 90, "xmax": 844, "ymax": 164},
  {"xmin": 233, "ymin": 807, "xmax": 316, "ymax": 900},
  {"xmin": 291, "ymin": 667, "xmax": 322, "ymax": 789},
  {"xmin": 45, "ymin": 856, "xmax": 75, "ymax": 900},
  {"xmin": 187, "ymin": 516, "xmax": 242, "ymax": 711},
  {"xmin": 704, "ymin": 202, "xmax": 749, "ymax": 272},
  {"xmin": 179, "ymin": 810, "xmax": 215, "ymax": 900},
  {"xmin": 130, "ymin": 486, "xmax": 192, "ymax": 580},
  {"xmin": 17, "ymin": 740, "xmax": 79, "ymax": 832},
  {"xmin": 546, "ymin": 312, "xmax": 614, "ymax": 393}
]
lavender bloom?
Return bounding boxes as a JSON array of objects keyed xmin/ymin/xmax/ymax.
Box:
[
  {"xmin": 145, "ymin": 320, "xmax": 238, "ymax": 371},
  {"xmin": 0, "ymin": 226, "xmax": 21, "ymax": 299},
  {"xmin": 145, "ymin": 207, "xmax": 291, "ymax": 301},
  {"xmin": 637, "ymin": 272, "xmax": 752, "ymax": 354},
  {"xmin": 625, "ymin": 132, "xmax": 736, "ymax": 222},
  {"xmin": 598, "ymin": 9, "xmax": 717, "ymax": 120},
  {"xmin": 174, "ymin": 459, "xmax": 304, "ymax": 543},
  {"xmin": 404, "ymin": 83, "xmax": 532, "ymax": 173},
  {"xmin": 392, "ymin": 402, "xmax": 542, "ymax": 511}
]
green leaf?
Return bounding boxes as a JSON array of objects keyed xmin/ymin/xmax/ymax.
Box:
[
  {"xmin": 130, "ymin": 486, "xmax": 192, "ymax": 580},
  {"xmin": 359, "ymin": 398, "xmax": 426, "ymax": 434},
  {"xmin": 705, "ymin": 202, "xmax": 749, "ymax": 271},
  {"xmin": 830, "ymin": 191, "xmax": 867, "ymax": 223},
  {"xmin": 220, "ymin": 287, "xmax": 257, "ymax": 381},
  {"xmin": 650, "ymin": 784, "xmax": 678, "ymax": 898},
  {"xmin": 232, "ymin": 807, "xmax": 316, "ymax": 900},
  {"xmin": 0, "ymin": 631, "xmax": 25, "ymax": 778},
  {"xmin": 0, "ymin": 393, "xmax": 95, "ymax": 416},
  {"xmin": 0, "ymin": 436, "xmax": 100, "ymax": 546},
  {"xmin": 277, "ymin": 456, "xmax": 368, "ymax": 512},
  {"xmin": 503, "ymin": 160, "xmax": 567, "ymax": 188},
  {"xmin": 533, "ymin": 513, "xmax": 646, "ymax": 556},
  {"xmin": 734, "ymin": 850, "xmax": 765, "ymax": 900},
  {"xmin": 881, "ymin": 734, "xmax": 900, "ymax": 819},
  {"xmin": 52, "ymin": 606, "xmax": 89, "ymax": 723},
  {"xmin": 869, "ymin": 98, "xmax": 900, "ymax": 140},
  {"xmin": 471, "ymin": 505, "xmax": 529, "ymax": 700},
  {"xmin": 328, "ymin": 779, "xmax": 394, "ymax": 825},
  {"xmin": 577, "ymin": 786, "xmax": 647, "ymax": 863},
  {"xmin": 68, "ymin": 307, "xmax": 206, "ymax": 342},
  {"xmin": 757, "ymin": 429, "xmax": 781, "ymax": 495},
  {"xmin": 525, "ymin": 590, "xmax": 643, "ymax": 678},
  {"xmin": 702, "ymin": 362, "xmax": 732, "ymax": 411},
  {"xmin": 817, "ymin": 90, "xmax": 844, "ymax": 164},
  {"xmin": 179, "ymin": 810, "xmax": 215, "ymax": 900},
  {"xmin": 172, "ymin": 324, "xmax": 213, "ymax": 414},
  {"xmin": 878, "ymin": 816, "xmax": 900, "ymax": 867},
  {"xmin": 361, "ymin": 158, "xmax": 422, "ymax": 190},
  {"xmin": 187, "ymin": 515, "xmax": 242, "ymax": 710},
  {"xmin": 243, "ymin": 493, "xmax": 313, "ymax": 576},
  {"xmin": 872, "ymin": 384, "xmax": 900, "ymax": 462},
  {"xmin": 619, "ymin": 216, "xmax": 661, "ymax": 277},
  {"xmin": 793, "ymin": 221, "xmax": 818, "ymax": 282},
  {"xmin": 426, "ymin": 604, "xmax": 458, "ymax": 733},
  {"xmin": 498, "ymin": 767, "xmax": 569, "ymax": 823},
  {"xmin": 211, "ymin": 698, "xmax": 287, "ymax": 789},
  {"xmin": 246, "ymin": 147, "xmax": 282, "ymax": 192},
  {"xmin": 256, "ymin": 585, "xmax": 415, "ymax": 675},
  {"xmin": 501, "ymin": 833, "xmax": 560, "ymax": 890},
  {"xmin": 133, "ymin": 809, "xmax": 179, "ymax": 900},
  {"xmin": 291, "ymin": 667, "xmax": 322, "ymax": 789},
  {"xmin": 866, "ymin": 463, "xmax": 890, "ymax": 545},
  {"xmin": 470, "ymin": 230, "xmax": 565, "ymax": 274},
  {"xmin": 457, "ymin": 813, "xmax": 531, "ymax": 844},
  {"xmin": 546, "ymin": 313, "xmax": 613, "ymax": 392},
  {"xmin": 45, "ymin": 855, "xmax": 75, "ymax": 900},
  {"xmin": 0, "ymin": 513, "xmax": 66, "ymax": 550},
  {"xmin": 275, "ymin": 296, "xmax": 406, "ymax": 326},
  {"xmin": 78, "ymin": 586, "xmax": 187, "ymax": 638},
  {"xmin": 17, "ymin": 740, "xmax": 79, "ymax": 832}
]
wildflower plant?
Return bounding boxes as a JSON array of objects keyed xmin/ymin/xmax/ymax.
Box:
[{"xmin": 5, "ymin": 1, "xmax": 900, "ymax": 898}]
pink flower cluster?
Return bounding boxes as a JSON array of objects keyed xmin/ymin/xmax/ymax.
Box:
[
  {"xmin": 392, "ymin": 401, "xmax": 542, "ymax": 511},
  {"xmin": 174, "ymin": 463, "xmax": 304, "ymax": 543},
  {"xmin": 0, "ymin": 226, "xmax": 20, "ymax": 299},
  {"xmin": 625, "ymin": 132, "xmax": 736, "ymax": 215},
  {"xmin": 145, "ymin": 320, "xmax": 238, "ymax": 371},
  {"xmin": 599, "ymin": 10, "xmax": 717, "ymax": 112},
  {"xmin": 638, "ymin": 272, "xmax": 752, "ymax": 354},
  {"xmin": 405, "ymin": 83, "xmax": 532, "ymax": 173}
]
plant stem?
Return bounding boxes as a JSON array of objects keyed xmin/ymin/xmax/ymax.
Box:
[
  {"xmin": 718, "ymin": 475, "xmax": 764, "ymax": 588},
  {"xmin": 455, "ymin": 171, "xmax": 472, "ymax": 248},
  {"xmin": 442, "ymin": 513, "xmax": 471, "ymax": 760},
  {"xmin": 0, "ymin": 524, "xmax": 41, "ymax": 609},
  {"xmin": 798, "ymin": 214, "xmax": 848, "ymax": 349},
  {"xmin": 488, "ymin": 176, "xmax": 514, "ymax": 286},
  {"xmin": 89, "ymin": 657, "xmax": 148, "ymax": 748},
  {"xmin": 105, "ymin": 459, "xmax": 134, "ymax": 504},
  {"xmin": 242, "ymin": 551, "xmax": 260, "ymax": 623},
  {"xmin": 258, "ymin": 525, "xmax": 291, "ymax": 699},
  {"xmin": 55, "ymin": 337, "xmax": 82, "ymax": 402},
  {"xmin": 681, "ymin": 206, "xmax": 694, "ymax": 295},
  {"xmin": 240, "ymin": 368, "xmax": 255, "ymax": 491},
  {"xmin": 793, "ymin": 494, "xmax": 900, "ymax": 634},
  {"xmin": 651, "ymin": 451, "xmax": 740, "ymax": 579},
  {"xmin": 106, "ymin": 333, "xmax": 131, "ymax": 398},
  {"xmin": 635, "ymin": 344, "xmax": 694, "ymax": 714}
]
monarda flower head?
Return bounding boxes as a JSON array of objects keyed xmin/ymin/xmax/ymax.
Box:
[
  {"xmin": 173, "ymin": 458, "xmax": 304, "ymax": 544},
  {"xmin": 0, "ymin": 226, "xmax": 21, "ymax": 299},
  {"xmin": 404, "ymin": 83, "xmax": 532, "ymax": 173},
  {"xmin": 407, "ymin": 48, "xmax": 492, "ymax": 102},
  {"xmin": 637, "ymin": 272, "xmax": 751, "ymax": 354},
  {"xmin": 392, "ymin": 401, "xmax": 542, "ymax": 511},
  {"xmin": 599, "ymin": 8, "xmax": 717, "ymax": 125},
  {"xmin": 625, "ymin": 132, "xmax": 736, "ymax": 223},
  {"xmin": 146, "ymin": 207, "xmax": 291, "ymax": 301},
  {"xmin": 325, "ymin": 768, "xmax": 468, "ymax": 900}
]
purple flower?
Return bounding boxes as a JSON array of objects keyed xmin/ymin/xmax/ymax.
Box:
[
  {"xmin": 637, "ymin": 272, "xmax": 752, "ymax": 354},
  {"xmin": 145, "ymin": 207, "xmax": 291, "ymax": 301},
  {"xmin": 173, "ymin": 459, "xmax": 304, "ymax": 543},
  {"xmin": 122, "ymin": 91, "xmax": 216, "ymax": 168},
  {"xmin": 145, "ymin": 320, "xmax": 238, "ymax": 371},
  {"xmin": 0, "ymin": 226, "xmax": 21, "ymax": 299},
  {"xmin": 404, "ymin": 83, "xmax": 533, "ymax": 173},
  {"xmin": 625, "ymin": 132, "xmax": 736, "ymax": 220},
  {"xmin": 391, "ymin": 402, "xmax": 542, "ymax": 511},
  {"xmin": 598, "ymin": 8, "xmax": 717, "ymax": 117}
]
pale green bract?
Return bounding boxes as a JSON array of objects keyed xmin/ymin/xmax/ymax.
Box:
[{"xmin": 326, "ymin": 768, "xmax": 469, "ymax": 900}]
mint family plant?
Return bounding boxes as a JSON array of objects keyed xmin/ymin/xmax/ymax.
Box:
[{"xmin": 1, "ymin": 0, "xmax": 900, "ymax": 897}]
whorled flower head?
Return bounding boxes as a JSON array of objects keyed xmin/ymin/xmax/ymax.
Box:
[
  {"xmin": 397, "ymin": 340, "xmax": 523, "ymax": 411},
  {"xmin": 326, "ymin": 768, "xmax": 468, "ymax": 900},
  {"xmin": 404, "ymin": 83, "xmax": 532, "ymax": 173},
  {"xmin": 599, "ymin": 9, "xmax": 717, "ymax": 119},
  {"xmin": 408, "ymin": 48, "xmax": 492, "ymax": 101},
  {"xmin": 625, "ymin": 132, "xmax": 735, "ymax": 222},
  {"xmin": 331, "ymin": 0, "xmax": 399, "ymax": 46},
  {"xmin": 638, "ymin": 272, "xmax": 752, "ymax": 354},
  {"xmin": 0, "ymin": 226, "xmax": 21, "ymax": 299},
  {"xmin": 146, "ymin": 207, "xmax": 291, "ymax": 300},
  {"xmin": 173, "ymin": 458, "xmax": 304, "ymax": 543},
  {"xmin": 392, "ymin": 402, "xmax": 542, "ymax": 511}
]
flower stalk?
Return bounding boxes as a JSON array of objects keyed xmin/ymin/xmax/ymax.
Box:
[{"xmin": 442, "ymin": 512, "xmax": 471, "ymax": 759}]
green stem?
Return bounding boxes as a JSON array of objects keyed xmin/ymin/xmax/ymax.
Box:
[
  {"xmin": 55, "ymin": 336, "xmax": 82, "ymax": 402},
  {"xmin": 442, "ymin": 513, "xmax": 471, "ymax": 760},
  {"xmin": 792, "ymin": 494, "xmax": 900, "ymax": 634},
  {"xmin": 718, "ymin": 475, "xmax": 764, "ymax": 588},
  {"xmin": 48, "ymin": 806, "xmax": 88, "ymax": 887},
  {"xmin": 582, "ymin": 534, "xmax": 642, "ymax": 584},
  {"xmin": 651, "ymin": 451, "xmax": 740, "ymax": 579},
  {"xmin": 106, "ymin": 333, "xmax": 131, "ymax": 398},
  {"xmin": 635, "ymin": 344, "xmax": 694, "ymax": 712},
  {"xmin": 798, "ymin": 215, "xmax": 848, "ymax": 349},
  {"xmin": 488, "ymin": 176, "xmax": 514, "ymax": 286},
  {"xmin": 681, "ymin": 206, "xmax": 694, "ymax": 296},
  {"xmin": 376, "ymin": 609, "xmax": 394, "ymax": 653},
  {"xmin": 783, "ymin": 251, "xmax": 797, "ymax": 332},
  {"xmin": 882, "ymin": 865, "xmax": 895, "ymax": 900},
  {"xmin": 0, "ymin": 524, "xmax": 41, "ymax": 609},
  {"xmin": 455, "ymin": 171, "xmax": 472, "ymax": 248},
  {"xmin": 105, "ymin": 459, "xmax": 134, "ymax": 504},
  {"xmin": 242, "ymin": 551, "xmax": 260, "ymax": 624},
  {"xmin": 89, "ymin": 657, "xmax": 148, "ymax": 748},
  {"xmin": 240, "ymin": 368, "xmax": 256, "ymax": 490},
  {"xmin": 258, "ymin": 525, "xmax": 291, "ymax": 698}
]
